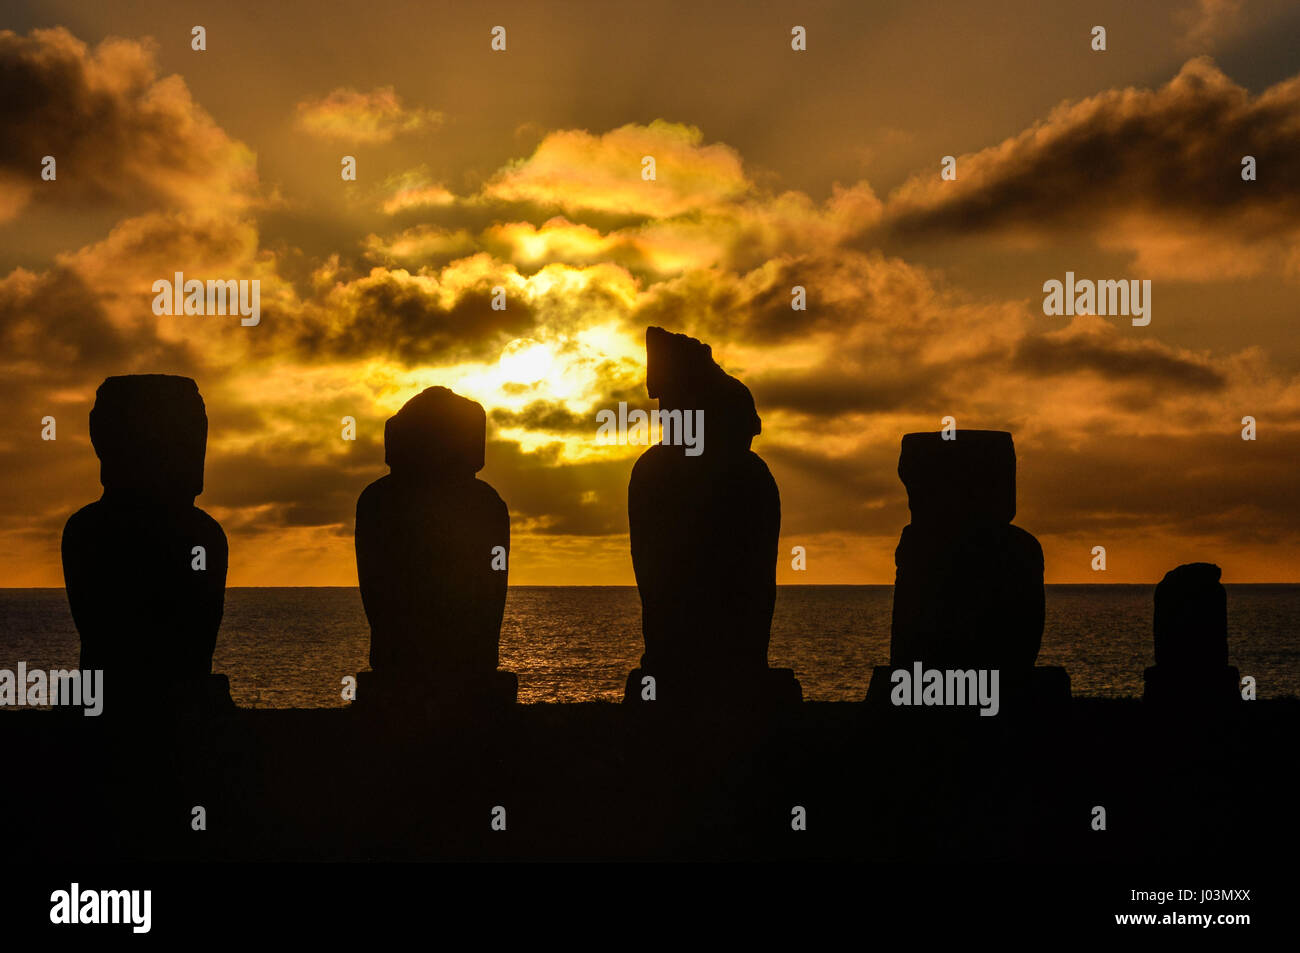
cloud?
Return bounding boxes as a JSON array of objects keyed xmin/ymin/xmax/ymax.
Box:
[
  {"xmin": 0, "ymin": 263, "xmax": 202, "ymax": 385},
  {"xmin": 883, "ymin": 58, "xmax": 1300, "ymax": 278},
  {"xmin": 379, "ymin": 168, "xmax": 458, "ymax": 214},
  {"xmin": 0, "ymin": 27, "xmax": 259, "ymax": 222},
  {"xmin": 1177, "ymin": 0, "xmax": 1246, "ymax": 52},
  {"xmin": 473, "ymin": 182, "xmax": 880, "ymax": 278},
  {"xmin": 482, "ymin": 218, "xmax": 639, "ymax": 269},
  {"xmin": 285, "ymin": 259, "xmax": 536, "ymax": 366},
  {"xmin": 490, "ymin": 400, "xmax": 593, "ymax": 434},
  {"xmin": 205, "ymin": 436, "xmax": 380, "ymax": 533},
  {"xmin": 480, "ymin": 120, "xmax": 750, "ymax": 217},
  {"xmin": 755, "ymin": 367, "xmax": 955, "ymax": 417},
  {"xmin": 382, "ymin": 184, "xmax": 456, "ymax": 214},
  {"xmin": 1018, "ymin": 426, "xmax": 1300, "ymax": 540},
  {"xmin": 633, "ymin": 247, "xmax": 981, "ymax": 350},
  {"xmin": 484, "ymin": 438, "xmax": 633, "ymax": 537},
  {"xmin": 294, "ymin": 86, "xmax": 443, "ymax": 143},
  {"xmin": 262, "ymin": 254, "xmax": 636, "ymax": 371},
  {"xmin": 363, "ymin": 225, "xmax": 477, "ymax": 265},
  {"xmin": 1011, "ymin": 315, "xmax": 1227, "ymax": 391}
]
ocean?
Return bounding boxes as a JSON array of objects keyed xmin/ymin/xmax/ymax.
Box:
[{"xmin": 1, "ymin": 585, "xmax": 1296, "ymax": 707}]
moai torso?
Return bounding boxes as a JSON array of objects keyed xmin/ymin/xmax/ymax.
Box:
[
  {"xmin": 61, "ymin": 375, "xmax": 227, "ymax": 684},
  {"xmin": 628, "ymin": 327, "xmax": 779, "ymax": 682},
  {"xmin": 355, "ymin": 387, "xmax": 509, "ymax": 678},
  {"xmin": 889, "ymin": 430, "xmax": 1044, "ymax": 672}
]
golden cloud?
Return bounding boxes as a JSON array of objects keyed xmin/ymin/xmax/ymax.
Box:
[
  {"xmin": 294, "ymin": 85, "xmax": 443, "ymax": 143},
  {"xmin": 480, "ymin": 120, "xmax": 750, "ymax": 217}
]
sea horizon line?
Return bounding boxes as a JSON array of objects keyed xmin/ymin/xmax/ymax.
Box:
[{"xmin": 5, "ymin": 582, "xmax": 1300, "ymax": 591}]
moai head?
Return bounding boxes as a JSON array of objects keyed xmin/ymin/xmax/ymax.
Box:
[
  {"xmin": 897, "ymin": 430, "xmax": 1017, "ymax": 530},
  {"xmin": 384, "ymin": 386, "xmax": 486, "ymax": 481},
  {"xmin": 90, "ymin": 375, "xmax": 208, "ymax": 503},
  {"xmin": 1154, "ymin": 563, "xmax": 1228, "ymax": 669},
  {"xmin": 645, "ymin": 325, "xmax": 760, "ymax": 454}
]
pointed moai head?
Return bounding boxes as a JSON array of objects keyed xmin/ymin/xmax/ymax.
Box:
[
  {"xmin": 1154, "ymin": 563, "xmax": 1228, "ymax": 669},
  {"xmin": 384, "ymin": 386, "xmax": 486, "ymax": 481},
  {"xmin": 89, "ymin": 375, "xmax": 208, "ymax": 502},
  {"xmin": 898, "ymin": 430, "xmax": 1016, "ymax": 529},
  {"xmin": 645, "ymin": 326, "xmax": 760, "ymax": 453}
]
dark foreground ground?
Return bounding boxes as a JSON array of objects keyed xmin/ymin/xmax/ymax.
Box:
[{"xmin": 2, "ymin": 697, "xmax": 1294, "ymax": 862}]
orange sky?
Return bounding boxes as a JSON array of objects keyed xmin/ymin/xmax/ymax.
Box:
[{"xmin": 2, "ymin": 1, "xmax": 1299, "ymax": 585}]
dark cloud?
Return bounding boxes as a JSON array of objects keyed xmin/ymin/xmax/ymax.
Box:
[
  {"xmin": 754, "ymin": 368, "xmax": 951, "ymax": 417},
  {"xmin": 884, "ymin": 58, "xmax": 1300, "ymax": 240},
  {"xmin": 491, "ymin": 400, "xmax": 593, "ymax": 433},
  {"xmin": 763, "ymin": 441, "xmax": 908, "ymax": 536},
  {"xmin": 1012, "ymin": 320, "xmax": 1227, "ymax": 391},
  {"xmin": 205, "ymin": 436, "xmax": 382, "ymax": 532},
  {"xmin": 485, "ymin": 439, "xmax": 633, "ymax": 537},
  {"xmin": 761, "ymin": 419, "xmax": 1300, "ymax": 549},
  {"xmin": 0, "ymin": 265, "xmax": 202, "ymax": 382},
  {"xmin": 284, "ymin": 272, "xmax": 537, "ymax": 366},
  {"xmin": 1018, "ymin": 428, "xmax": 1300, "ymax": 539},
  {"xmin": 633, "ymin": 258, "xmax": 850, "ymax": 346},
  {"xmin": 0, "ymin": 27, "xmax": 256, "ymax": 218},
  {"xmin": 203, "ymin": 427, "xmax": 634, "ymax": 540}
]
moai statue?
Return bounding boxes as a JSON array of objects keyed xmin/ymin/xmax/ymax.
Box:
[
  {"xmin": 61, "ymin": 375, "xmax": 230, "ymax": 712},
  {"xmin": 869, "ymin": 429, "xmax": 1068, "ymax": 711},
  {"xmin": 1143, "ymin": 563, "xmax": 1240, "ymax": 708},
  {"xmin": 354, "ymin": 386, "xmax": 516, "ymax": 710},
  {"xmin": 625, "ymin": 326, "xmax": 800, "ymax": 708}
]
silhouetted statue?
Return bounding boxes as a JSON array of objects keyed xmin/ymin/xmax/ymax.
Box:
[
  {"xmin": 869, "ymin": 429, "xmax": 1068, "ymax": 711},
  {"xmin": 891, "ymin": 431, "xmax": 1042, "ymax": 670},
  {"xmin": 354, "ymin": 386, "xmax": 516, "ymax": 710},
  {"xmin": 625, "ymin": 327, "xmax": 800, "ymax": 707},
  {"xmin": 1143, "ymin": 563, "xmax": 1240, "ymax": 707},
  {"xmin": 61, "ymin": 375, "xmax": 230, "ymax": 712}
]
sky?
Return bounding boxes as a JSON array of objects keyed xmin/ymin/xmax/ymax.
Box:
[{"xmin": 1, "ymin": 0, "xmax": 1298, "ymax": 585}]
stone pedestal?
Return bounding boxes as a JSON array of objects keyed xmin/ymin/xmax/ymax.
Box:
[
  {"xmin": 623, "ymin": 666, "xmax": 801, "ymax": 709},
  {"xmin": 352, "ymin": 668, "xmax": 517, "ymax": 715},
  {"xmin": 54, "ymin": 673, "xmax": 235, "ymax": 725},
  {"xmin": 1143, "ymin": 664, "xmax": 1240, "ymax": 707}
]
